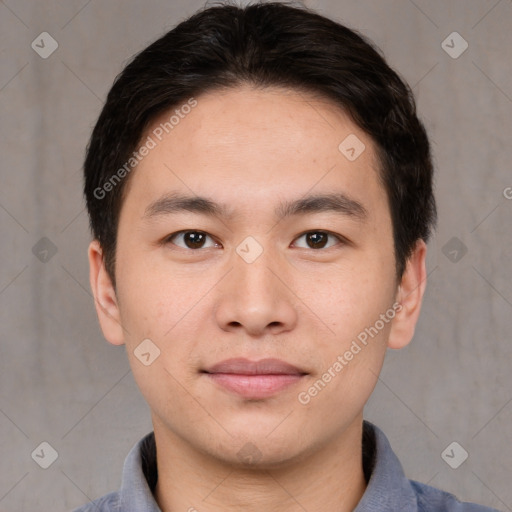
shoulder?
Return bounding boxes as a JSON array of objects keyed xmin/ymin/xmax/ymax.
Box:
[
  {"xmin": 410, "ymin": 480, "xmax": 500, "ymax": 512},
  {"xmin": 71, "ymin": 491, "xmax": 120, "ymax": 512}
]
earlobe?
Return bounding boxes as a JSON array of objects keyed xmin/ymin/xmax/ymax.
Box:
[
  {"xmin": 387, "ymin": 239, "xmax": 427, "ymax": 350},
  {"xmin": 88, "ymin": 239, "xmax": 126, "ymax": 346}
]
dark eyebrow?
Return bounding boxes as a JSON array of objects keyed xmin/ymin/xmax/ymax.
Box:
[
  {"xmin": 275, "ymin": 192, "xmax": 367, "ymax": 221},
  {"xmin": 142, "ymin": 192, "xmax": 232, "ymax": 221},
  {"xmin": 142, "ymin": 191, "xmax": 367, "ymax": 222}
]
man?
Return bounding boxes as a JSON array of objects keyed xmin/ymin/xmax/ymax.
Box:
[{"xmin": 75, "ymin": 2, "xmax": 499, "ymax": 511}]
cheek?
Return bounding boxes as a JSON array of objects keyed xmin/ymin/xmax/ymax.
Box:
[
  {"xmin": 310, "ymin": 254, "xmax": 396, "ymax": 393},
  {"xmin": 297, "ymin": 297, "xmax": 394, "ymax": 420},
  {"xmin": 116, "ymin": 260, "xmax": 210, "ymax": 391},
  {"xmin": 116, "ymin": 251, "xmax": 198, "ymax": 336},
  {"xmin": 305, "ymin": 262, "xmax": 394, "ymax": 338}
]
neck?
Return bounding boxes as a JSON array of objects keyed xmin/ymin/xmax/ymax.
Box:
[{"xmin": 153, "ymin": 416, "xmax": 367, "ymax": 512}]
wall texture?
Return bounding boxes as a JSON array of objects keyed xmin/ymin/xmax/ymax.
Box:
[{"xmin": 0, "ymin": 0, "xmax": 510, "ymax": 510}]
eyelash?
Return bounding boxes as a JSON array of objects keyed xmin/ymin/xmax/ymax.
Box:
[{"xmin": 162, "ymin": 230, "xmax": 346, "ymax": 251}]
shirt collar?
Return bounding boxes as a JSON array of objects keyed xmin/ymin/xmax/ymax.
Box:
[
  {"xmin": 355, "ymin": 422, "xmax": 418, "ymax": 511},
  {"xmin": 119, "ymin": 430, "xmax": 160, "ymax": 512},
  {"xmin": 119, "ymin": 420, "xmax": 417, "ymax": 512}
]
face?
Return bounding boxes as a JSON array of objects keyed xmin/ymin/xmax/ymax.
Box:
[{"xmin": 89, "ymin": 85, "xmax": 426, "ymax": 468}]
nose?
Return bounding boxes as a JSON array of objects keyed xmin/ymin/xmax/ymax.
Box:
[{"xmin": 214, "ymin": 242, "xmax": 298, "ymax": 337}]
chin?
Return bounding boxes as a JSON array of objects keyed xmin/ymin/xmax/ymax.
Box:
[{"xmin": 207, "ymin": 429, "xmax": 313, "ymax": 470}]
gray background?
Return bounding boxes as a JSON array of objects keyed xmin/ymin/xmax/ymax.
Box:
[{"xmin": 0, "ymin": 0, "xmax": 511, "ymax": 510}]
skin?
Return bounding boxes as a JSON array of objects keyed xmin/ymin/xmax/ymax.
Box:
[{"xmin": 88, "ymin": 85, "xmax": 427, "ymax": 512}]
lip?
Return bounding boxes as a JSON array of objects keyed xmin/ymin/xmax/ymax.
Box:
[{"xmin": 202, "ymin": 358, "xmax": 308, "ymax": 399}]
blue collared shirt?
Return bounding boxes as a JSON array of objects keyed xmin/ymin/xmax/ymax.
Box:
[{"xmin": 72, "ymin": 421, "xmax": 500, "ymax": 511}]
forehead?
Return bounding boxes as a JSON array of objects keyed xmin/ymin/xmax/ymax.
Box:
[{"xmin": 119, "ymin": 85, "xmax": 387, "ymax": 224}]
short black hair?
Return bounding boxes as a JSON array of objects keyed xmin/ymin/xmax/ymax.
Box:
[{"xmin": 83, "ymin": 0, "xmax": 436, "ymax": 290}]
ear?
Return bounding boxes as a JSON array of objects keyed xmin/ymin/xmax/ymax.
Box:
[
  {"xmin": 88, "ymin": 239, "xmax": 125, "ymax": 346},
  {"xmin": 387, "ymin": 239, "xmax": 427, "ymax": 350}
]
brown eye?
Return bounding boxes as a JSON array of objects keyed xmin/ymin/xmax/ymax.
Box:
[
  {"xmin": 165, "ymin": 231, "xmax": 218, "ymax": 250},
  {"xmin": 293, "ymin": 231, "xmax": 342, "ymax": 250}
]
